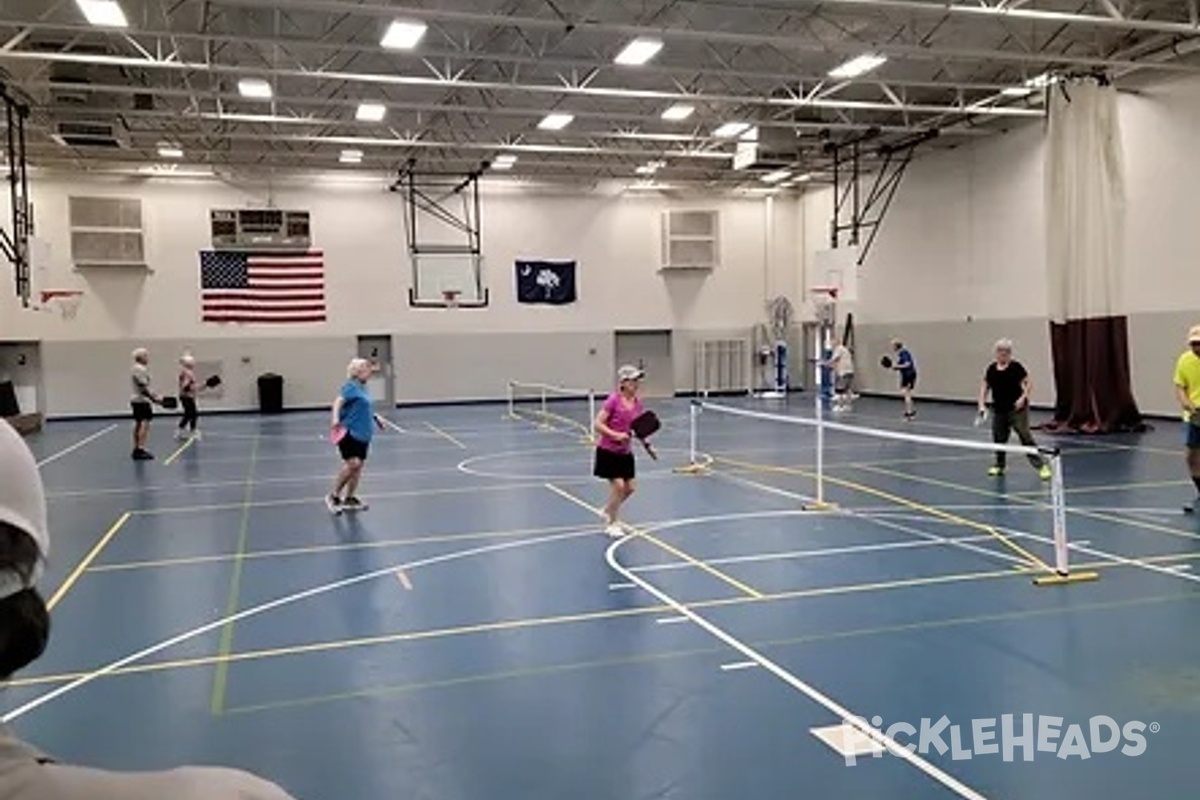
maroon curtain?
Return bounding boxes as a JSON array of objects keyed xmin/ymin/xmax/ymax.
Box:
[{"xmin": 1042, "ymin": 316, "xmax": 1146, "ymax": 433}]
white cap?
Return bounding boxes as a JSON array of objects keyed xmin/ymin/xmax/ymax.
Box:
[
  {"xmin": 0, "ymin": 420, "xmax": 48, "ymax": 598},
  {"xmin": 617, "ymin": 364, "xmax": 644, "ymax": 382}
]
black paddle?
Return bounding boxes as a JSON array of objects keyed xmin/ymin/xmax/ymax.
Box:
[
  {"xmin": 630, "ymin": 410, "xmax": 661, "ymax": 460},
  {"xmin": 204, "ymin": 375, "xmax": 222, "ymax": 389}
]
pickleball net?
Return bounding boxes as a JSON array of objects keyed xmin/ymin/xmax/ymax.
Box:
[
  {"xmin": 506, "ymin": 380, "xmax": 597, "ymax": 442},
  {"xmin": 679, "ymin": 399, "xmax": 1098, "ymax": 586}
]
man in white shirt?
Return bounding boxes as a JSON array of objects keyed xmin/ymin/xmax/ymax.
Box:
[
  {"xmin": 825, "ymin": 338, "xmax": 856, "ymax": 411},
  {"xmin": 0, "ymin": 419, "xmax": 299, "ymax": 800}
]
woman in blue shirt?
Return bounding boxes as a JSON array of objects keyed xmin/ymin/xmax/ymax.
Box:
[
  {"xmin": 889, "ymin": 339, "xmax": 917, "ymax": 420},
  {"xmin": 327, "ymin": 358, "xmax": 384, "ymax": 513}
]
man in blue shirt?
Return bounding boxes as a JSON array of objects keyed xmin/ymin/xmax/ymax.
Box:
[
  {"xmin": 327, "ymin": 358, "xmax": 384, "ymax": 513},
  {"xmin": 889, "ymin": 339, "xmax": 917, "ymax": 419}
]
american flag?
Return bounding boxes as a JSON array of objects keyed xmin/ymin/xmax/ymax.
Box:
[{"xmin": 200, "ymin": 250, "xmax": 326, "ymax": 324}]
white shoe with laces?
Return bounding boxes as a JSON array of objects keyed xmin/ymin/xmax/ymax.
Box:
[{"xmin": 605, "ymin": 522, "xmax": 623, "ymax": 538}]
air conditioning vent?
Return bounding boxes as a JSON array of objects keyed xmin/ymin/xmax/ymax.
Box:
[{"xmin": 51, "ymin": 120, "xmax": 127, "ymax": 149}]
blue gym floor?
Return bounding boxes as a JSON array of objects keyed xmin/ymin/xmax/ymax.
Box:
[{"xmin": 5, "ymin": 394, "xmax": 1200, "ymax": 799}]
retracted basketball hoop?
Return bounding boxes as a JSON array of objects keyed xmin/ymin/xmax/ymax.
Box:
[{"xmin": 39, "ymin": 290, "xmax": 84, "ymax": 320}]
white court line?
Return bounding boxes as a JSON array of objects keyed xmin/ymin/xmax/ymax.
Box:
[
  {"xmin": 0, "ymin": 527, "xmax": 597, "ymax": 723},
  {"xmin": 608, "ymin": 582, "xmax": 635, "ymax": 590},
  {"xmin": 425, "ymin": 421, "xmax": 467, "ymax": 449},
  {"xmin": 378, "ymin": 415, "xmax": 407, "ymax": 434},
  {"xmin": 998, "ymin": 526, "xmax": 1200, "ymax": 587},
  {"xmin": 35, "ymin": 424, "xmax": 117, "ymax": 467},
  {"xmin": 655, "ymin": 616, "xmax": 689, "ymax": 625},
  {"xmin": 604, "ymin": 536, "xmax": 990, "ymax": 800},
  {"xmin": 719, "ymin": 661, "xmax": 758, "ymax": 672}
]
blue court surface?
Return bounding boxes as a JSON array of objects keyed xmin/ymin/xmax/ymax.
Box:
[{"xmin": 6, "ymin": 395, "xmax": 1200, "ymax": 800}]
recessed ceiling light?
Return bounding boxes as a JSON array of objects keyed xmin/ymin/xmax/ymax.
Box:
[
  {"xmin": 828, "ymin": 53, "xmax": 887, "ymax": 79},
  {"xmin": 356, "ymin": 102, "xmax": 386, "ymax": 122},
  {"xmin": 157, "ymin": 146, "xmax": 183, "ymax": 158},
  {"xmin": 661, "ymin": 104, "xmax": 694, "ymax": 121},
  {"xmin": 76, "ymin": 0, "xmax": 128, "ymax": 28},
  {"xmin": 713, "ymin": 122, "xmax": 750, "ymax": 138},
  {"xmin": 614, "ymin": 37, "xmax": 663, "ymax": 66},
  {"xmin": 538, "ymin": 113, "xmax": 574, "ymax": 130},
  {"xmin": 237, "ymin": 78, "xmax": 272, "ymax": 99},
  {"xmin": 381, "ymin": 20, "xmax": 427, "ymax": 50}
]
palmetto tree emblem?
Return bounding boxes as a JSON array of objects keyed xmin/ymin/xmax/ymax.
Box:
[{"xmin": 536, "ymin": 267, "xmax": 561, "ymax": 299}]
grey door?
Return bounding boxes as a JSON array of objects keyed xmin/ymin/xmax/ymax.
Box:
[
  {"xmin": 614, "ymin": 330, "xmax": 673, "ymax": 398},
  {"xmin": 0, "ymin": 342, "xmax": 43, "ymax": 415},
  {"xmin": 357, "ymin": 335, "xmax": 394, "ymax": 408}
]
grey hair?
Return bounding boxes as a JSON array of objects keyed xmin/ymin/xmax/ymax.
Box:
[
  {"xmin": 994, "ymin": 338, "xmax": 1014, "ymax": 351},
  {"xmin": 347, "ymin": 357, "xmax": 371, "ymax": 378}
]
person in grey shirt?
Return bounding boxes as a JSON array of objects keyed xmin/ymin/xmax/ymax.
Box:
[
  {"xmin": 0, "ymin": 419, "xmax": 300, "ymax": 799},
  {"xmin": 129, "ymin": 347, "xmax": 162, "ymax": 461}
]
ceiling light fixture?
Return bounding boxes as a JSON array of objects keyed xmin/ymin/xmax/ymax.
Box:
[
  {"xmin": 538, "ymin": 113, "xmax": 574, "ymax": 130},
  {"xmin": 614, "ymin": 37, "xmax": 663, "ymax": 66},
  {"xmin": 713, "ymin": 122, "xmax": 750, "ymax": 138},
  {"xmin": 381, "ymin": 20, "xmax": 427, "ymax": 50},
  {"xmin": 356, "ymin": 102, "xmax": 386, "ymax": 121},
  {"xmin": 661, "ymin": 104, "xmax": 694, "ymax": 121},
  {"xmin": 339, "ymin": 149, "xmax": 363, "ymax": 163},
  {"xmin": 237, "ymin": 78, "xmax": 272, "ymax": 99},
  {"xmin": 828, "ymin": 53, "xmax": 887, "ymax": 79},
  {"xmin": 157, "ymin": 145, "xmax": 183, "ymax": 159},
  {"xmin": 75, "ymin": 0, "xmax": 128, "ymax": 28}
]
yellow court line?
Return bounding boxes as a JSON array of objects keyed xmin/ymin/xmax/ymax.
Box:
[
  {"xmin": 714, "ymin": 456, "xmax": 1055, "ymax": 575},
  {"xmin": 15, "ymin": 547, "xmax": 1194, "ymax": 691},
  {"xmin": 210, "ymin": 433, "xmax": 260, "ymax": 714},
  {"xmin": 222, "ymin": 586, "xmax": 1200, "ymax": 716},
  {"xmin": 162, "ymin": 435, "xmax": 196, "ymax": 466},
  {"xmin": 425, "ymin": 421, "xmax": 467, "ymax": 449},
  {"xmin": 853, "ymin": 463, "xmax": 1200, "ymax": 544},
  {"xmin": 543, "ymin": 481, "xmax": 759, "ymax": 599},
  {"xmin": 46, "ymin": 512, "xmax": 131, "ymax": 610}
]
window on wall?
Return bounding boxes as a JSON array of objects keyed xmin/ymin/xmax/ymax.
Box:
[
  {"xmin": 661, "ymin": 209, "xmax": 719, "ymax": 270},
  {"xmin": 68, "ymin": 196, "xmax": 146, "ymax": 267}
]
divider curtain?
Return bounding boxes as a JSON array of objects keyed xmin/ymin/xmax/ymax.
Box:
[{"xmin": 1043, "ymin": 75, "xmax": 1145, "ymax": 433}]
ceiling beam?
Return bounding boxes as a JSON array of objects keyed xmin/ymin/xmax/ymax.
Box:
[
  {"xmin": 195, "ymin": 0, "xmax": 1200, "ymax": 70},
  {"xmin": 0, "ymin": 51, "xmax": 1047, "ymax": 120}
]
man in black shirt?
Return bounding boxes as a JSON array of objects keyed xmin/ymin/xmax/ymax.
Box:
[{"xmin": 977, "ymin": 339, "xmax": 1051, "ymax": 480}]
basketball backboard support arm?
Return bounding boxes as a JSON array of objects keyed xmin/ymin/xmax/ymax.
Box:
[
  {"xmin": 826, "ymin": 128, "xmax": 937, "ymax": 263},
  {"xmin": 390, "ymin": 158, "xmax": 490, "ymax": 309},
  {"xmin": 0, "ymin": 85, "xmax": 31, "ymax": 308}
]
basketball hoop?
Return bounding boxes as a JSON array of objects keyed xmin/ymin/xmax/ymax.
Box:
[
  {"xmin": 39, "ymin": 290, "xmax": 83, "ymax": 320},
  {"xmin": 442, "ymin": 289, "xmax": 460, "ymax": 308}
]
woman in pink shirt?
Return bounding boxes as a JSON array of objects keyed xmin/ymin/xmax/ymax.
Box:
[{"xmin": 592, "ymin": 365, "xmax": 645, "ymax": 537}]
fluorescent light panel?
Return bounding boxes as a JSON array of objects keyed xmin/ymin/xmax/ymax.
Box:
[
  {"xmin": 828, "ymin": 53, "xmax": 886, "ymax": 79},
  {"xmin": 356, "ymin": 102, "xmax": 386, "ymax": 121},
  {"xmin": 157, "ymin": 146, "xmax": 183, "ymax": 158},
  {"xmin": 713, "ymin": 122, "xmax": 750, "ymax": 138},
  {"xmin": 76, "ymin": 0, "xmax": 128, "ymax": 28},
  {"xmin": 661, "ymin": 103, "xmax": 694, "ymax": 121},
  {"xmin": 381, "ymin": 20, "xmax": 427, "ymax": 49},
  {"xmin": 237, "ymin": 78, "xmax": 272, "ymax": 99},
  {"xmin": 538, "ymin": 113, "xmax": 574, "ymax": 130},
  {"xmin": 760, "ymin": 169, "xmax": 791, "ymax": 184},
  {"xmin": 614, "ymin": 37, "xmax": 663, "ymax": 66},
  {"xmin": 339, "ymin": 149, "xmax": 363, "ymax": 163}
]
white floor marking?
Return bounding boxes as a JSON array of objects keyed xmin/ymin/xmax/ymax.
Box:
[
  {"xmin": 425, "ymin": 421, "xmax": 467, "ymax": 449},
  {"xmin": 655, "ymin": 616, "xmax": 689, "ymax": 625},
  {"xmin": 35, "ymin": 424, "xmax": 117, "ymax": 467},
  {"xmin": 719, "ymin": 661, "xmax": 758, "ymax": 672},
  {"xmin": 994, "ymin": 526, "xmax": 1200, "ymax": 587},
  {"xmin": 1, "ymin": 527, "xmax": 596, "ymax": 723},
  {"xmin": 811, "ymin": 723, "xmax": 887, "ymax": 758},
  {"xmin": 604, "ymin": 537, "xmax": 990, "ymax": 800},
  {"xmin": 378, "ymin": 416, "xmax": 407, "ymax": 434},
  {"xmin": 607, "ymin": 582, "xmax": 635, "ymax": 590}
]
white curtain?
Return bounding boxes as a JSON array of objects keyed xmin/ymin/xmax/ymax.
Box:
[{"xmin": 1044, "ymin": 77, "xmax": 1125, "ymax": 324}]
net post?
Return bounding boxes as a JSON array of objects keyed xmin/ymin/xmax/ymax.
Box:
[
  {"xmin": 673, "ymin": 400, "xmax": 710, "ymax": 475},
  {"xmin": 814, "ymin": 389, "xmax": 825, "ymax": 506},
  {"xmin": 1033, "ymin": 448, "xmax": 1099, "ymax": 586},
  {"xmin": 539, "ymin": 385, "xmax": 548, "ymax": 429}
]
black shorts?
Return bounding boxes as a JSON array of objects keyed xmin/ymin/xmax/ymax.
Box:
[
  {"xmin": 131, "ymin": 400, "xmax": 153, "ymax": 421},
  {"xmin": 899, "ymin": 371, "xmax": 917, "ymax": 390},
  {"xmin": 593, "ymin": 446, "xmax": 635, "ymax": 481},
  {"xmin": 337, "ymin": 434, "xmax": 370, "ymax": 462}
]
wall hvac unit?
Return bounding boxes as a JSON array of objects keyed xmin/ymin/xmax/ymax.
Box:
[
  {"xmin": 210, "ymin": 209, "xmax": 312, "ymax": 250},
  {"xmin": 693, "ymin": 338, "xmax": 751, "ymax": 396}
]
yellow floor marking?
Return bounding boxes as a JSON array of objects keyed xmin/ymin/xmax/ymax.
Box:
[
  {"xmin": 162, "ymin": 435, "xmax": 196, "ymax": 466},
  {"xmin": 714, "ymin": 456, "xmax": 1054, "ymax": 574},
  {"xmin": 543, "ymin": 482, "xmax": 764, "ymax": 598},
  {"xmin": 46, "ymin": 512, "xmax": 131, "ymax": 611}
]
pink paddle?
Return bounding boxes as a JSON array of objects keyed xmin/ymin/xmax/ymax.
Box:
[{"xmin": 329, "ymin": 424, "xmax": 346, "ymax": 444}]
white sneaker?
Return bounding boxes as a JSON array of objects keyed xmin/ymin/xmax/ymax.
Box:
[{"xmin": 605, "ymin": 522, "xmax": 624, "ymax": 538}]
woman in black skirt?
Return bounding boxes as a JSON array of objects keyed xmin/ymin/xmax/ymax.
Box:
[{"xmin": 593, "ymin": 365, "xmax": 645, "ymax": 537}]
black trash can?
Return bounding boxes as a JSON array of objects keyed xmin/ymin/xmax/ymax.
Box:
[{"xmin": 257, "ymin": 373, "xmax": 284, "ymax": 414}]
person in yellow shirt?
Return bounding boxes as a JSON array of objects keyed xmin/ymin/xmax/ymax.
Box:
[{"xmin": 1174, "ymin": 325, "xmax": 1200, "ymax": 513}]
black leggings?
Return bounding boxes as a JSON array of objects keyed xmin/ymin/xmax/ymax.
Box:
[
  {"xmin": 992, "ymin": 407, "xmax": 1043, "ymax": 469},
  {"xmin": 178, "ymin": 396, "xmax": 198, "ymax": 431}
]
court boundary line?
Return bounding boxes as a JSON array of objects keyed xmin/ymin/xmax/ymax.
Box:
[
  {"xmin": 45, "ymin": 512, "xmax": 131, "ymax": 610},
  {"xmin": 0, "ymin": 527, "xmax": 600, "ymax": 723},
  {"xmin": 35, "ymin": 424, "xmax": 117, "ymax": 467},
  {"xmin": 601, "ymin": 515, "xmax": 989, "ymax": 799}
]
